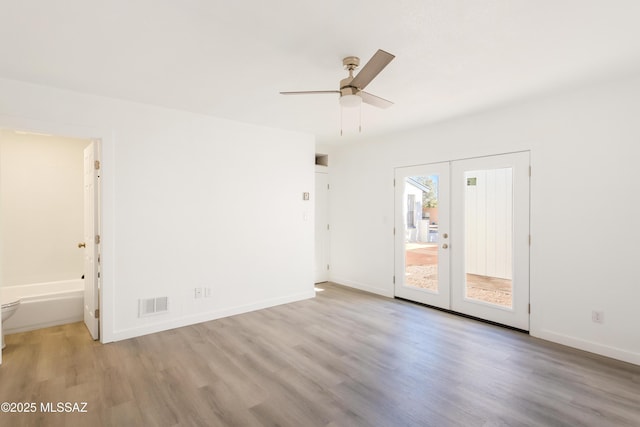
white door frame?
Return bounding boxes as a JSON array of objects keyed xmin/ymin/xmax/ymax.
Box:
[{"xmin": 314, "ymin": 171, "xmax": 330, "ymax": 283}]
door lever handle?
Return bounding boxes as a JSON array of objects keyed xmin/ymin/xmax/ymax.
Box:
[{"xmin": 78, "ymin": 242, "xmax": 86, "ymax": 248}]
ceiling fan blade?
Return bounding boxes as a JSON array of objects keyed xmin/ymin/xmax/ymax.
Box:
[
  {"xmin": 280, "ymin": 90, "xmax": 340, "ymax": 95},
  {"xmin": 350, "ymin": 49, "xmax": 395, "ymax": 90},
  {"xmin": 359, "ymin": 91, "xmax": 394, "ymax": 109}
]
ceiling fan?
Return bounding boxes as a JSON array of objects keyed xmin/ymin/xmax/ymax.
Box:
[{"xmin": 280, "ymin": 49, "xmax": 395, "ymax": 109}]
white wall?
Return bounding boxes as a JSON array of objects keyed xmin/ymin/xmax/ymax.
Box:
[
  {"xmin": 326, "ymin": 74, "xmax": 640, "ymax": 365},
  {"xmin": 0, "ymin": 78, "xmax": 315, "ymax": 343},
  {"xmin": 0, "ymin": 131, "xmax": 88, "ymax": 287}
]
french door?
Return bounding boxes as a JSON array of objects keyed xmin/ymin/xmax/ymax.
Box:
[
  {"xmin": 394, "ymin": 152, "xmax": 530, "ymax": 330},
  {"xmin": 394, "ymin": 162, "xmax": 451, "ymax": 309}
]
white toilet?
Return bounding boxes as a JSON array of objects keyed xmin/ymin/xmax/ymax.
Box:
[{"xmin": 1, "ymin": 299, "xmax": 21, "ymax": 349}]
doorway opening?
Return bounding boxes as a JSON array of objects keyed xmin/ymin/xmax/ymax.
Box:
[{"xmin": 0, "ymin": 129, "xmax": 101, "ymax": 342}]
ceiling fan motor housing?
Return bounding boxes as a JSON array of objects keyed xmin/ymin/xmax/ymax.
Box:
[
  {"xmin": 340, "ymin": 78, "xmax": 359, "ymax": 95},
  {"xmin": 341, "ymin": 56, "xmax": 361, "ymax": 95}
]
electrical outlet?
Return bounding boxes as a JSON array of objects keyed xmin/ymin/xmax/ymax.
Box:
[
  {"xmin": 592, "ymin": 310, "xmax": 604, "ymax": 324},
  {"xmin": 194, "ymin": 287, "xmax": 203, "ymax": 299},
  {"xmin": 204, "ymin": 287, "xmax": 212, "ymax": 298}
]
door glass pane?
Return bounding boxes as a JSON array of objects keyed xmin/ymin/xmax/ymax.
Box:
[
  {"xmin": 404, "ymin": 175, "xmax": 439, "ymax": 291},
  {"xmin": 464, "ymin": 168, "xmax": 513, "ymax": 308}
]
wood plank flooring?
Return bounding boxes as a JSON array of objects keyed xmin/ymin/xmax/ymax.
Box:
[{"xmin": 1, "ymin": 282, "xmax": 639, "ymax": 427}]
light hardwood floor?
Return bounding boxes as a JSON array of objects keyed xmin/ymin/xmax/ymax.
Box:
[{"xmin": 1, "ymin": 282, "xmax": 639, "ymax": 427}]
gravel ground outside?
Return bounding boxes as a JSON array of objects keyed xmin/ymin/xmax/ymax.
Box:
[{"xmin": 405, "ymin": 265, "xmax": 512, "ymax": 308}]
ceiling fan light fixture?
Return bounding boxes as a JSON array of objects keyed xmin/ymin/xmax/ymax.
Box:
[{"xmin": 340, "ymin": 94, "xmax": 362, "ymax": 108}]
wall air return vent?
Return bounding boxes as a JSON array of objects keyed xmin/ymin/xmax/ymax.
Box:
[{"xmin": 139, "ymin": 296, "xmax": 169, "ymax": 317}]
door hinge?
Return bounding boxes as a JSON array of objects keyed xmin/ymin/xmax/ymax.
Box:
[
  {"xmin": 393, "ymin": 179, "xmax": 396, "ymax": 187},
  {"xmin": 95, "ymin": 235, "xmax": 101, "ymax": 244},
  {"xmin": 529, "ymin": 235, "xmax": 531, "ymax": 245},
  {"xmin": 327, "ymin": 264, "xmax": 330, "ymax": 270},
  {"xmin": 327, "ymin": 184, "xmax": 330, "ymax": 190},
  {"xmin": 327, "ymin": 224, "xmax": 330, "ymax": 231},
  {"xmin": 94, "ymin": 308, "xmax": 100, "ymax": 318},
  {"xmin": 528, "ymin": 304, "xmax": 531, "ymax": 314},
  {"xmin": 393, "ymin": 227, "xmax": 396, "ymax": 235},
  {"xmin": 393, "ymin": 275, "xmax": 396, "ymax": 284},
  {"xmin": 95, "ymin": 160, "xmax": 101, "ymax": 170},
  {"xmin": 529, "ymin": 166, "xmax": 531, "ymax": 177}
]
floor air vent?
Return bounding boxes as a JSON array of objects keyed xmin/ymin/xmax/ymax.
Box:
[{"xmin": 139, "ymin": 296, "xmax": 169, "ymax": 317}]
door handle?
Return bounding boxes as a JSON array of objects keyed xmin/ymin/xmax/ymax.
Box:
[
  {"xmin": 78, "ymin": 242, "xmax": 86, "ymax": 248},
  {"xmin": 442, "ymin": 243, "xmax": 448, "ymax": 249}
]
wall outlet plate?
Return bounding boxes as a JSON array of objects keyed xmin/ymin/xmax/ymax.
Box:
[
  {"xmin": 194, "ymin": 288, "xmax": 203, "ymax": 299},
  {"xmin": 592, "ymin": 310, "xmax": 604, "ymax": 324}
]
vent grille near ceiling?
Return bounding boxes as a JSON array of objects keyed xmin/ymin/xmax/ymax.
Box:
[{"xmin": 139, "ymin": 297, "xmax": 169, "ymax": 317}]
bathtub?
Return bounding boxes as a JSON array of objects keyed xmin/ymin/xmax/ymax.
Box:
[{"xmin": 1, "ymin": 279, "xmax": 84, "ymax": 334}]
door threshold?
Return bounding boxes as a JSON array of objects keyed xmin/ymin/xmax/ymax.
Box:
[{"xmin": 394, "ymin": 296, "xmax": 529, "ymax": 334}]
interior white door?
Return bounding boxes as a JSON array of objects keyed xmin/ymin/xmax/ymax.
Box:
[
  {"xmin": 394, "ymin": 163, "xmax": 451, "ymax": 309},
  {"xmin": 83, "ymin": 141, "xmax": 100, "ymax": 340},
  {"xmin": 314, "ymin": 172, "xmax": 329, "ymax": 283},
  {"xmin": 451, "ymin": 152, "xmax": 530, "ymax": 330}
]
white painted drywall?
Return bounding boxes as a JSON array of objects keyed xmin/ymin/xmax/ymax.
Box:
[
  {"xmin": 325, "ymin": 74, "xmax": 640, "ymax": 365},
  {"xmin": 0, "ymin": 131, "xmax": 88, "ymax": 287},
  {"xmin": 0, "ymin": 78, "xmax": 315, "ymax": 343}
]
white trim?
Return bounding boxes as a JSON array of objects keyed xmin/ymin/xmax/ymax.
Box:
[
  {"xmin": 110, "ymin": 290, "xmax": 316, "ymax": 342},
  {"xmin": 532, "ymin": 328, "xmax": 640, "ymax": 366},
  {"xmin": 330, "ymin": 278, "xmax": 394, "ymax": 298}
]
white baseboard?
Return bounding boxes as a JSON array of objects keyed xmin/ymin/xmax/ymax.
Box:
[
  {"xmin": 108, "ymin": 290, "xmax": 316, "ymax": 343},
  {"xmin": 532, "ymin": 328, "xmax": 640, "ymax": 366},
  {"xmin": 329, "ymin": 277, "xmax": 394, "ymax": 298}
]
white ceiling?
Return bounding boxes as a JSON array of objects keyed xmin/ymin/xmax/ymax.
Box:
[{"xmin": 1, "ymin": 1, "xmax": 640, "ymax": 143}]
